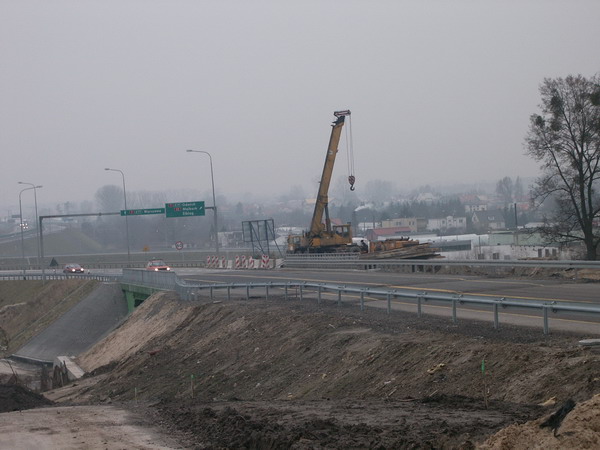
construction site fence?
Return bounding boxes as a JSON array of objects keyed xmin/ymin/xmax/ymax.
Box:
[{"xmin": 120, "ymin": 269, "xmax": 600, "ymax": 335}]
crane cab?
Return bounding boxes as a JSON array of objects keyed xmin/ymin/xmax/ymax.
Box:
[{"xmin": 287, "ymin": 223, "xmax": 357, "ymax": 254}]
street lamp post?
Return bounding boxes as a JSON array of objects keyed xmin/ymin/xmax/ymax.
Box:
[
  {"xmin": 105, "ymin": 168, "xmax": 131, "ymax": 266},
  {"xmin": 186, "ymin": 150, "xmax": 219, "ymax": 256},
  {"xmin": 18, "ymin": 185, "xmax": 42, "ymax": 276},
  {"xmin": 18, "ymin": 182, "xmax": 42, "ymax": 271}
]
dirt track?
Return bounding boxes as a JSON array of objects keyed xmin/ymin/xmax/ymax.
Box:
[
  {"xmin": 4, "ymin": 288, "xmax": 600, "ymax": 448},
  {"xmin": 0, "ymin": 404, "xmax": 182, "ymax": 449}
]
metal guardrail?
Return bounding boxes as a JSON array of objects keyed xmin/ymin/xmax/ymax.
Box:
[
  {"xmin": 0, "ymin": 273, "xmax": 120, "ymax": 282},
  {"xmin": 120, "ymin": 269, "xmax": 600, "ymax": 335},
  {"xmin": 284, "ymin": 255, "xmax": 600, "ymax": 270},
  {"xmin": 120, "ymin": 269, "xmax": 179, "ymax": 289},
  {"xmin": 285, "ymin": 253, "xmax": 361, "ymax": 260}
]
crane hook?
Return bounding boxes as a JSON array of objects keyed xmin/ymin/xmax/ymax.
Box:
[{"xmin": 348, "ymin": 175, "xmax": 355, "ymax": 191}]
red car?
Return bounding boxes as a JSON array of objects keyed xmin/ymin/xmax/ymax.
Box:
[
  {"xmin": 146, "ymin": 259, "xmax": 171, "ymax": 271},
  {"xmin": 63, "ymin": 263, "xmax": 85, "ymax": 274}
]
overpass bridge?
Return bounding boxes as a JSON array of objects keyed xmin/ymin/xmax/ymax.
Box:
[{"xmin": 9, "ymin": 261, "xmax": 600, "ymax": 366}]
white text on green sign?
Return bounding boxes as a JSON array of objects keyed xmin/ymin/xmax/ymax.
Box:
[
  {"xmin": 121, "ymin": 208, "xmax": 166, "ymax": 216},
  {"xmin": 165, "ymin": 201, "xmax": 205, "ymax": 217}
]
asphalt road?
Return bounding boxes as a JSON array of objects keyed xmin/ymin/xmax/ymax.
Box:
[
  {"xmin": 176, "ymin": 268, "xmax": 599, "ymax": 304},
  {"xmin": 3, "ymin": 267, "xmax": 599, "ymax": 335},
  {"xmin": 6, "ymin": 267, "xmax": 599, "ymax": 306},
  {"xmin": 174, "ymin": 268, "xmax": 600, "ymax": 335}
]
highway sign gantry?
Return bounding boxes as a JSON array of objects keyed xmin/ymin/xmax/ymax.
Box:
[
  {"xmin": 119, "ymin": 202, "xmax": 205, "ymax": 218},
  {"xmin": 165, "ymin": 201, "xmax": 205, "ymax": 218},
  {"xmin": 120, "ymin": 208, "xmax": 165, "ymax": 216}
]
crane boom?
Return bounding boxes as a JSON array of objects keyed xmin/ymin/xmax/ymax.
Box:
[
  {"xmin": 308, "ymin": 110, "xmax": 350, "ymax": 237},
  {"xmin": 287, "ymin": 110, "xmax": 359, "ymax": 254}
]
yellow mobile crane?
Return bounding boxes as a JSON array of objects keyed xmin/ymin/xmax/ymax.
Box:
[{"xmin": 287, "ymin": 110, "xmax": 359, "ymax": 254}]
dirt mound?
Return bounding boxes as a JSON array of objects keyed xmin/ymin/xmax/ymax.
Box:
[
  {"xmin": 481, "ymin": 394, "xmax": 600, "ymax": 449},
  {"xmin": 0, "ymin": 384, "xmax": 54, "ymax": 412},
  {"xmin": 53, "ymin": 291, "xmax": 600, "ymax": 447},
  {"xmin": 153, "ymin": 396, "xmax": 542, "ymax": 449}
]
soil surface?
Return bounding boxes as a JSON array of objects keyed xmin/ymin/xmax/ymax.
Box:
[
  {"xmin": 0, "ymin": 384, "xmax": 54, "ymax": 412},
  {"xmin": 31, "ymin": 290, "xmax": 599, "ymax": 449},
  {"xmin": 0, "ymin": 404, "xmax": 184, "ymax": 449}
]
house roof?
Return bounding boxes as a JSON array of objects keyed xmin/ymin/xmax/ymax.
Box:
[{"xmin": 460, "ymin": 194, "xmax": 487, "ymax": 205}]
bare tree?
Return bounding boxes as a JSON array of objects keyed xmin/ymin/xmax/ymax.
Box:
[
  {"xmin": 526, "ymin": 74, "xmax": 600, "ymax": 260},
  {"xmin": 514, "ymin": 177, "xmax": 525, "ymax": 200},
  {"xmin": 496, "ymin": 176, "xmax": 514, "ymax": 205},
  {"xmin": 95, "ymin": 185, "xmax": 124, "ymax": 212},
  {"xmin": 364, "ymin": 179, "xmax": 396, "ymax": 202}
]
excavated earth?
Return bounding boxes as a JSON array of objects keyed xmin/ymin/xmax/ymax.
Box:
[
  {"xmin": 33, "ymin": 290, "xmax": 600, "ymax": 449},
  {"xmin": 0, "ymin": 384, "xmax": 54, "ymax": 413}
]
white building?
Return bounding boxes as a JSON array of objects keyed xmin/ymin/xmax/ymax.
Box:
[{"xmin": 427, "ymin": 216, "xmax": 467, "ymax": 232}]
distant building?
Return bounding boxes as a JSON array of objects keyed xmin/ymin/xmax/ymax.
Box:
[
  {"xmin": 381, "ymin": 217, "xmax": 427, "ymax": 233},
  {"xmin": 414, "ymin": 192, "xmax": 439, "ymax": 204},
  {"xmin": 357, "ymin": 221, "xmax": 381, "ymax": 233},
  {"xmin": 427, "ymin": 216, "xmax": 467, "ymax": 233},
  {"xmin": 461, "ymin": 194, "xmax": 488, "ymax": 213},
  {"xmin": 471, "ymin": 209, "xmax": 506, "ymax": 232},
  {"xmin": 488, "ymin": 230, "xmax": 554, "ymax": 247},
  {"xmin": 217, "ymin": 231, "xmax": 245, "ymax": 248},
  {"xmin": 365, "ymin": 226, "xmax": 412, "ymax": 242}
]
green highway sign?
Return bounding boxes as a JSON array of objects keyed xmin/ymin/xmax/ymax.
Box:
[
  {"xmin": 165, "ymin": 201, "xmax": 205, "ymax": 218},
  {"xmin": 121, "ymin": 208, "xmax": 165, "ymax": 216}
]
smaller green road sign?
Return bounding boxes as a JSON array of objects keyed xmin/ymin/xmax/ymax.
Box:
[
  {"xmin": 165, "ymin": 201, "xmax": 205, "ymax": 218},
  {"xmin": 120, "ymin": 208, "xmax": 165, "ymax": 216}
]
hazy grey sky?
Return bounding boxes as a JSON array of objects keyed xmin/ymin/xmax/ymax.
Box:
[{"xmin": 2, "ymin": 0, "xmax": 599, "ymax": 214}]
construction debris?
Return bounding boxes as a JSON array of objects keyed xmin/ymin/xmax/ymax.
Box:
[{"xmin": 360, "ymin": 238, "xmax": 440, "ymax": 260}]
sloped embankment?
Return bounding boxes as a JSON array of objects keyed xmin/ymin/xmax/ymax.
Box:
[
  {"xmin": 76, "ymin": 291, "xmax": 599, "ymax": 405},
  {"xmin": 0, "ymin": 279, "xmax": 100, "ymax": 355},
  {"xmin": 14, "ymin": 282, "xmax": 127, "ymax": 363},
  {"xmin": 64, "ymin": 291, "xmax": 600, "ymax": 448}
]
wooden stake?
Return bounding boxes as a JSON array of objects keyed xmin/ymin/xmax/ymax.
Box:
[{"xmin": 482, "ymin": 358, "xmax": 488, "ymax": 409}]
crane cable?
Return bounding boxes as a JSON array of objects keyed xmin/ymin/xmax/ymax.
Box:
[{"xmin": 345, "ymin": 114, "xmax": 356, "ymax": 191}]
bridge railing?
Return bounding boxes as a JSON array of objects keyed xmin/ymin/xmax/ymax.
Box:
[
  {"xmin": 120, "ymin": 269, "xmax": 178, "ymax": 289},
  {"xmin": 120, "ymin": 269, "xmax": 600, "ymax": 335},
  {"xmin": 0, "ymin": 273, "xmax": 120, "ymax": 282}
]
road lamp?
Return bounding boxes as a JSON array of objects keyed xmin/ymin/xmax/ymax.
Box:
[
  {"xmin": 104, "ymin": 168, "xmax": 131, "ymax": 266},
  {"xmin": 18, "ymin": 182, "xmax": 42, "ymax": 271},
  {"xmin": 186, "ymin": 149, "xmax": 219, "ymax": 256},
  {"xmin": 18, "ymin": 184, "xmax": 42, "ymax": 276}
]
